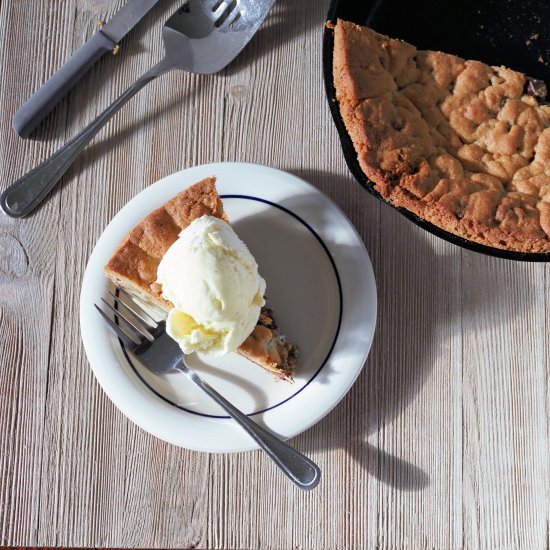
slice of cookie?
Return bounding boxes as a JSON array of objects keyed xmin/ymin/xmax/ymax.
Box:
[{"xmin": 105, "ymin": 177, "xmax": 298, "ymax": 380}]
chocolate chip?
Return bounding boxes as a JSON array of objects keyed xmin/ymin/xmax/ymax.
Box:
[
  {"xmin": 526, "ymin": 78, "xmax": 547, "ymax": 99},
  {"xmin": 391, "ymin": 119, "xmax": 404, "ymax": 131}
]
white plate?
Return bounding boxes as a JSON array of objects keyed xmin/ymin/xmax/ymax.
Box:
[{"xmin": 80, "ymin": 162, "xmax": 377, "ymax": 452}]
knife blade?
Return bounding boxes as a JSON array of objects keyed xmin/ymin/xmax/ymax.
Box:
[{"xmin": 12, "ymin": 0, "xmax": 162, "ymax": 138}]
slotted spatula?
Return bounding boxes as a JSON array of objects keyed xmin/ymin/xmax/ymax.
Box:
[{"xmin": 1, "ymin": 0, "xmax": 275, "ymax": 218}]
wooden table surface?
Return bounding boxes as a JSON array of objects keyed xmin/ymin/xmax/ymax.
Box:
[{"xmin": 1, "ymin": 1, "xmax": 549, "ymax": 549}]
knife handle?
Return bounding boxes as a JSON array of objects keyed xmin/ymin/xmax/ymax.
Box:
[
  {"xmin": 1, "ymin": 61, "xmax": 167, "ymax": 218},
  {"xmin": 12, "ymin": 31, "xmax": 115, "ymax": 138}
]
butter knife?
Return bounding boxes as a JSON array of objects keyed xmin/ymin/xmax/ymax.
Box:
[{"xmin": 12, "ymin": 0, "xmax": 162, "ymax": 138}]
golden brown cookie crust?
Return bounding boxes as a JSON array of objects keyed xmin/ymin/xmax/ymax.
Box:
[
  {"xmin": 105, "ymin": 177, "xmax": 227, "ymax": 309},
  {"xmin": 333, "ymin": 19, "xmax": 550, "ymax": 253}
]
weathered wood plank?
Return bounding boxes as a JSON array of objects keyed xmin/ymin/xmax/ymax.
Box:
[
  {"xmin": 461, "ymin": 255, "xmax": 548, "ymax": 550},
  {"xmin": 0, "ymin": 0, "xmax": 549, "ymax": 548},
  {"xmin": 0, "ymin": 0, "xmax": 76, "ymax": 545}
]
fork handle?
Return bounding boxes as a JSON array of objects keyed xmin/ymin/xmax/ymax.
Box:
[
  {"xmin": 177, "ymin": 363, "xmax": 321, "ymax": 490},
  {"xmin": 0, "ymin": 60, "xmax": 170, "ymax": 218}
]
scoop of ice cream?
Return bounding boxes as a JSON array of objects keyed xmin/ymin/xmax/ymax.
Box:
[{"xmin": 156, "ymin": 215, "xmax": 266, "ymax": 355}]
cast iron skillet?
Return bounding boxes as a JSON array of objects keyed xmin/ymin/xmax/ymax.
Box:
[{"xmin": 323, "ymin": 0, "xmax": 550, "ymax": 261}]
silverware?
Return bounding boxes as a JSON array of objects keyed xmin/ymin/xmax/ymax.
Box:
[
  {"xmin": 95, "ymin": 287, "xmax": 321, "ymax": 491},
  {"xmin": 12, "ymin": 0, "xmax": 163, "ymax": 138},
  {"xmin": 1, "ymin": 0, "xmax": 275, "ymax": 218}
]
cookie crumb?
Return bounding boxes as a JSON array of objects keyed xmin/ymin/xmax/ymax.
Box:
[{"xmin": 527, "ymin": 78, "xmax": 547, "ymax": 99}]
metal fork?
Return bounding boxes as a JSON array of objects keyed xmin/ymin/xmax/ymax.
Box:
[
  {"xmin": 95, "ymin": 287, "xmax": 321, "ymax": 491},
  {"xmin": 1, "ymin": 0, "xmax": 276, "ymax": 218}
]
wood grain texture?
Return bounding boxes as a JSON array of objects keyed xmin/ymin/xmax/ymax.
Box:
[{"xmin": 0, "ymin": 0, "xmax": 548, "ymax": 549}]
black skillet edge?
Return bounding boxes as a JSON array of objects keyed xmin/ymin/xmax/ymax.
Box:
[{"xmin": 322, "ymin": 0, "xmax": 550, "ymax": 262}]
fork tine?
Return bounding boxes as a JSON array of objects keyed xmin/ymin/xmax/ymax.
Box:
[
  {"xmin": 100, "ymin": 298, "xmax": 155, "ymax": 343},
  {"xmin": 116, "ymin": 286, "xmax": 166, "ymax": 322},
  {"xmin": 107, "ymin": 289, "xmax": 158, "ymax": 330},
  {"xmin": 94, "ymin": 304, "xmax": 142, "ymax": 346}
]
